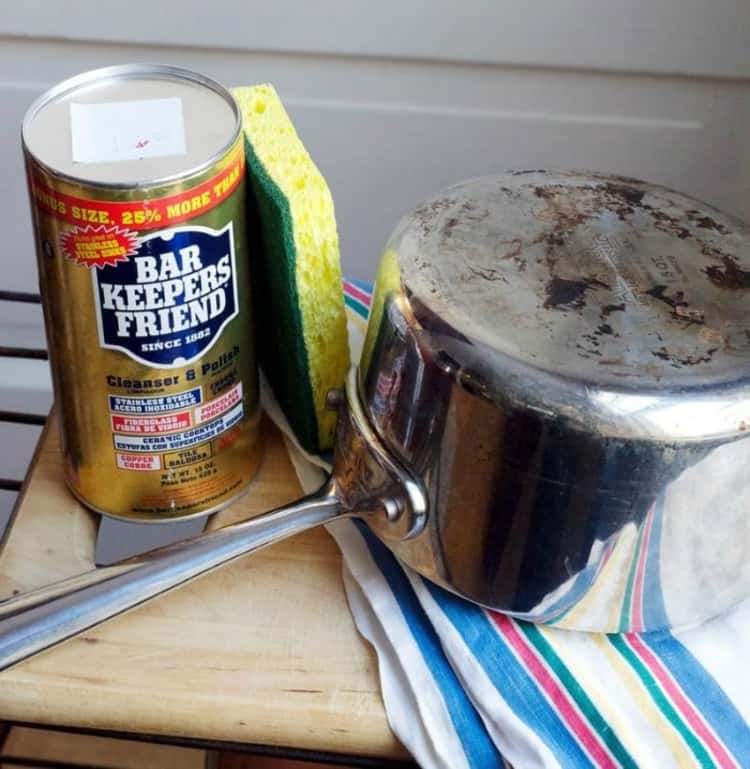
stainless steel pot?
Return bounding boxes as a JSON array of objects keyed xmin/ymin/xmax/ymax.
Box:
[{"xmin": 2, "ymin": 171, "xmax": 750, "ymax": 670}]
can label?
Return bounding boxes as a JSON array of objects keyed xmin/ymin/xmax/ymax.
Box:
[
  {"xmin": 26, "ymin": 139, "xmax": 261, "ymax": 520},
  {"xmin": 94, "ymin": 223, "xmax": 238, "ymax": 366}
]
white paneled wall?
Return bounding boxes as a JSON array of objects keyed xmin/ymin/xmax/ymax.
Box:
[{"xmin": 1, "ymin": 1, "xmax": 749, "ymax": 522}]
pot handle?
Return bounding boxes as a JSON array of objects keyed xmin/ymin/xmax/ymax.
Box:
[
  {"xmin": 0, "ymin": 369, "xmax": 428, "ymax": 672},
  {"xmin": 0, "ymin": 483, "xmax": 344, "ymax": 672}
]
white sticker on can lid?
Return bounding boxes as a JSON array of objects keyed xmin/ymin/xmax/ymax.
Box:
[{"xmin": 70, "ymin": 97, "xmax": 187, "ymax": 164}]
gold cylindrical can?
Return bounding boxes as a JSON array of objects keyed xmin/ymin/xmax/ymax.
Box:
[{"xmin": 22, "ymin": 64, "xmax": 262, "ymax": 521}]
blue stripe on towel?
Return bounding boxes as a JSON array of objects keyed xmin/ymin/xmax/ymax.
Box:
[{"xmin": 355, "ymin": 522, "xmax": 505, "ymax": 768}]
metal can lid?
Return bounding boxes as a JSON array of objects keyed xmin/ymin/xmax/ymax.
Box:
[
  {"xmin": 22, "ymin": 64, "xmax": 240, "ymax": 188},
  {"xmin": 396, "ymin": 171, "xmax": 750, "ymax": 391}
]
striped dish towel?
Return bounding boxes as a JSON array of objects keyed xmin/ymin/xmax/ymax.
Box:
[{"xmin": 263, "ymin": 279, "xmax": 750, "ymax": 769}]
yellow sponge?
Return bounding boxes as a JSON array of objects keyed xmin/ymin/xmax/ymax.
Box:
[{"xmin": 233, "ymin": 84, "xmax": 349, "ymax": 453}]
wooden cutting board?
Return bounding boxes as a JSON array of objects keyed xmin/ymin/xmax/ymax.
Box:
[{"xmin": 0, "ymin": 414, "xmax": 406, "ymax": 761}]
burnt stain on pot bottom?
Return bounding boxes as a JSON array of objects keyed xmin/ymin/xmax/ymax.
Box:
[
  {"xmin": 600, "ymin": 181, "xmax": 646, "ymax": 209},
  {"xmin": 704, "ymin": 255, "xmax": 750, "ymax": 290},
  {"xmin": 543, "ymin": 275, "xmax": 610, "ymax": 310},
  {"xmin": 644, "ymin": 285, "xmax": 705, "ymax": 325},
  {"xmin": 412, "ymin": 174, "xmax": 750, "ymax": 379},
  {"xmin": 652, "ymin": 346, "xmax": 719, "ymax": 368}
]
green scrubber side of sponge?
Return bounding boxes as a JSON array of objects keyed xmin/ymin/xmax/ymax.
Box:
[
  {"xmin": 233, "ymin": 84, "xmax": 350, "ymax": 453},
  {"xmin": 243, "ymin": 141, "xmax": 316, "ymax": 449}
]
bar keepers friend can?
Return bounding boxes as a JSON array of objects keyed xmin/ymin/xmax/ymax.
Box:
[{"xmin": 22, "ymin": 64, "xmax": 262, "ymax": 521}]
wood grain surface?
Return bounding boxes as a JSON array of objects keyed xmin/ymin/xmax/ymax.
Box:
[{"xmin": 0, "ymin": 414, "xmax": 405, "ymax": 761}]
